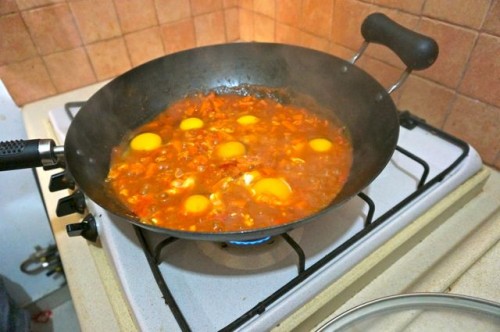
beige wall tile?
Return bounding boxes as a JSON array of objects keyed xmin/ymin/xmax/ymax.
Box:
[
  {"xmin": 397, "ymin": 75, "xmax": 456, "ymax": 128},
  {"xmin": 276, "ymin": 0, "xmax": 300, "ymax": 26},
  {"xmin": 300, "ymin": 0, "xmax": 333, "ymax": 38},
  {"xmin": 423, "ymin": 0, "xmax": 491, "ymax": 29},
  {"xmin": 16, "ymin": 0, "xmax": 63, "ymax": 10},
  {"xmin": 239, "ymin": 0, "xmax": 253, "ymax": 11},
  {"xmin": 329, "ymin": 42, "xmax": 356, "ymax": 60},
  {"xmin": 371, "ymin": 0, "xmax": 425, "ymax": 14},
  {"xmin": 277, "ymin": 24, "xmax": 330, "ymax": 53},
  {"xmin": 297, "ymin": 31, "xmax": 329, "ymax": 52},
  {"xmin": 125, "ymin": 27, "xmax": 165, "ymax": 66},
  {"xmin": 223, "ymin": 0, "xmax": 239, "ymax": 8},
  {"xmin": 0, "ymin": 14, "xmax": 37, "ymax": 65},
  {"xmin": 276, "ymin": 22, "xmax": 301, "ymax": 45},
  {"xmin": 0, "ymin": 57, "xmax": 56, "ymax": 105},
  {"xmin": 86, "ymin": 38, "xmax": 131, "ymax": 80},
  {"xmin": 160, "ymin": 19, "xmax": 196, "ymax": 54},
  {"xmin": 331, "ymin": 0, "xmax": 373, "ymax": 50},
  {"xmin": 483, "ymin": 0, "xmax": 500, "ymax": 37},
  {"xmin": 254, "ymin": 12, "xmax": 275, "ymax": 42},
  {"xmin": 70, "ymin": 0, "xmax": 121, "ymax": 44},
  {"xmin": 443, "ymin": 95, "xmax": 500, "ymax": 165},
  {"xmin": 194, "ymin": 11, "xmax": 226, "ymax": 46},
  {"xmin": 191, "ymin": 0, "xmax": 222, "ymax": 16},
  {"xmin": 114, "ymin": 0, "xmax": 158, "ymax": 33},
  {"xmin": 225, "ymin": 8, "xmax": 240, "ymax": 41},
  {"xmin": 22, "ymin": 3, "xmax": 82, "ymax": 55},
  {"xmin": 155, "ymin": 0, "xmax": 191, "ymax": 24},
  {"xmin": 0, "ymin": 0, "xmax": 18, "ymax": 15},
  {"xmin": 458, "ymin": 33, "xmax": 500, "ymax": 107},
  {"xmin": 239, "ymin": 9, "xmax": 254, "ymax": 40},
  {"xmin": 44, "ymin": 47, "xmax": 96, "ymax": 92},
  {"xmin": 417, "ymin": 18, "xmax": 477, "ymax": 89},
  {"xmin": 254, "ymin": 0, "xmax": 275, "ymax": 18}
]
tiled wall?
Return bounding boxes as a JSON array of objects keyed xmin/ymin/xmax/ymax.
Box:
[
  {"xmin": 0, "ymin": 0, "xmax": 240, "ymax": 103},
  {"xmin": 0, "ymin": 0, "xmax": 498, "ymax": 168}
]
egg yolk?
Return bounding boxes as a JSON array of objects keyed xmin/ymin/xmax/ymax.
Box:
[
  {"xmin": 237, "ymin": 115, "xmax": 259, "ymax": 125},
  {"xmin": 309, "ymin": 138, "xmax": 333, "ymax": 152},
  {"xmin": 130, "ymin": 132, "xmax": 162, "ymax": 151},
  {"xmin": 252, "ymin": 177, "xmax": 292, "ymax": 201},
  {"xmin": 217, "ymin": 141, "xmax": 246, "ymax": 159},
  {"xmin": 184, "ymin": 194, "xmax": 210, "ymax": 214},
  {"xmin": 180, "ymin": 117, "xmax": 204, "ymax": 131}
]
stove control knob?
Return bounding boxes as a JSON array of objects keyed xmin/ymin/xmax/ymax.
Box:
[
  {"xmin": 49, "ymin": 171, "xmax": 75, "ymax": 192},
  {"xmin": 56, "ymin": 190, "xmax": 85, "ymax": 216},
  {"xmin": 66, "ymin": 214, "xmax": 98, "ymax": 242}
]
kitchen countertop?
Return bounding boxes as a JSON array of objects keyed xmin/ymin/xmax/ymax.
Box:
[
  {"xmin": 21, "ymin": 83, "xmax": 137, "ymax": 331},
  {"xmin": 21, "ymin": 83, "xmax": 499, "ymax": 331},
  {"xmin": 278, "ymin": 166, "xmax": 499, "ymax": 331}
]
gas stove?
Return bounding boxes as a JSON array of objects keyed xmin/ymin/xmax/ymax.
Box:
[{"xmin": 21, "ymin": 82, "xmax": 483, "ymax": 331}]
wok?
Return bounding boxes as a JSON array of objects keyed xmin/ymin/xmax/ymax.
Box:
[{"xmin": 0, "ymin": 13, "xmax": 438, "ymax": 241}]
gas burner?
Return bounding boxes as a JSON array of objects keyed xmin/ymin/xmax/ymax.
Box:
[
  {"xmin": 197, "ymin": 230, "xmax": 304, "ymax": 271},
  {"xmin": 227, "ymin": 236, "xmax": 272, "ymax": 246}
]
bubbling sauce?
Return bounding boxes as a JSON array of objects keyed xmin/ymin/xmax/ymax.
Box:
[{"xmin": 106, "ymin": 89, "xmax": 353, "ymax": 232}]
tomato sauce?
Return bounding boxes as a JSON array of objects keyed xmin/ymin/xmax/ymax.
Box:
[{"xmin": 106, "ymin": 90, "xmax": 353, "ymax": 232}]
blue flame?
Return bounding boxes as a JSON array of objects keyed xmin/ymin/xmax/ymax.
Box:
[{"xmin": 228, "ymin": 236, "xmax": 272, "ymax": 246}]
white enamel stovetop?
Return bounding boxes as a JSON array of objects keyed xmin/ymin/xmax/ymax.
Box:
[{"xmin": 21, "ymin": 82, "xmax": 498, "ymax": 331}]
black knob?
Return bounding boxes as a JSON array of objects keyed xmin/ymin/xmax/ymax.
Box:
[
  {"xmin": 66, "ymin": 214, "xmax": 98, "ymax": 242},
  {"xmin": 49, "ymin": 171, "xmax": 75, "ymax": 192},
  {"xmin": 56, "ymin": 190, "xmax": 86, "ymax": 216},
  {"xmin": 42, "ymin": 159, "xmax": 65, "ymax": 170}
]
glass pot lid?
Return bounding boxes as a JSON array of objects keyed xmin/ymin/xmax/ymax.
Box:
[{"xmin": 316, "ymin": 293, "xmax": 500, "ymax": 332}]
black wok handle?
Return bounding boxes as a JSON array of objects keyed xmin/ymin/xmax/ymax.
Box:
[
  {"xmin": 361, "ymin": 13, "xmax": 439, "ymax": 71},
  {"xmin": 0, "ymin": 139, "xmax": 62, "ymax": 171}
]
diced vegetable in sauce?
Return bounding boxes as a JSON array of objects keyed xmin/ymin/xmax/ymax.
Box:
[{"xmin": 106, "ymin": 91, "xmax": 353, "ymax": 232}]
